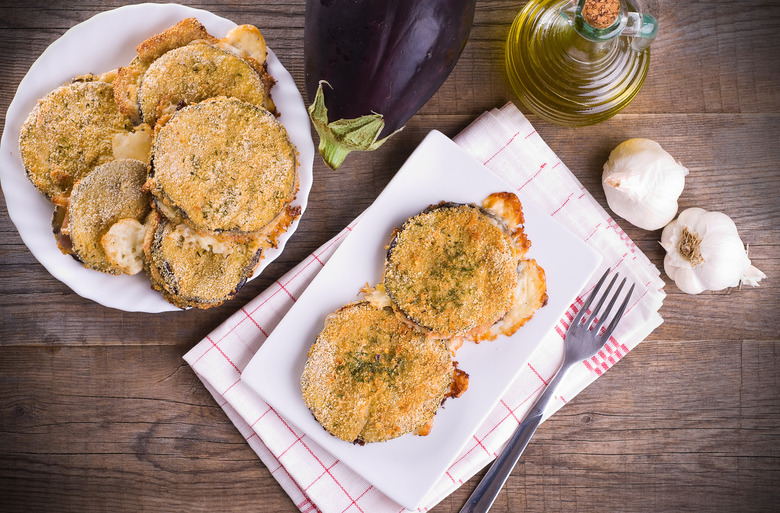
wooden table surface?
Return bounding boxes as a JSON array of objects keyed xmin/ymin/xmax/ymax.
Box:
[{"xmin": 1, "ymin": 1, "xmax": 778, "ymax": 511}]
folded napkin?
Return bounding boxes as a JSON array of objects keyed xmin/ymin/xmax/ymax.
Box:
[{"xmin": 184, "ymin": 102, "xmax": 665, "ymax": 513}]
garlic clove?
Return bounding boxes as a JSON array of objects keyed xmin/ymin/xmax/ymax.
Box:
[{"xmin": 663, "ymin": 254, "xmax": 705, "ymax": 294}]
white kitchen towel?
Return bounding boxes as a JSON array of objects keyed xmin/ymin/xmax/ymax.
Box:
[{"xmin": 184, "ymin": 102, "xmax": 665, "ymax": 513}]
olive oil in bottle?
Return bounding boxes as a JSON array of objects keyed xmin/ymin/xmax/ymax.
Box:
[{"xmin": 505, "ymin": 0, "xmax": 658, "ymax": 126}]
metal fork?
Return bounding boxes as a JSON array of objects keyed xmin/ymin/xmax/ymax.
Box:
[{"xmin": 460, "ymin": 269, "xmax": 635, "ymax": 513}]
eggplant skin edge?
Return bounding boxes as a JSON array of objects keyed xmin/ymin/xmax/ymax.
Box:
[{"xmin": 304, "ymin": 0, "xmax": 477, "ymax": 168}]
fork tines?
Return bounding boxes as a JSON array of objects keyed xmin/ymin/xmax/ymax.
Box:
[{"xmin": 574, "ymin": 268, "xmax": 635, "ymax": 341}]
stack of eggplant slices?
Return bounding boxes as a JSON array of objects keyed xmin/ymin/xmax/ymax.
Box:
[
  {"xmin": 301, "ymin": 192, "xmax": 548, "ymax": 445},
  {"xmin": 19, "ymin": 18, "xmax": 300, "ymax": 309}
]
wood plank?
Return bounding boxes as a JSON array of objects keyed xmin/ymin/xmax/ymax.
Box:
[
  {"xmin": 1, "ymin": 339, "xmax": 777, "ymax": 511},
  {"xmin": 0, "ymin": 344, "xmax": 298, "ymax": 512},
  {"xmin": 1, "ymin": 2, "xmax": 780, "ymax": 120}
]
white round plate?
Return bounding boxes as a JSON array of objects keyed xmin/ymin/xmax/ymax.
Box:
[{"xmin": 0, "ymin": 3, "xmax": 314, "ymax": 312}]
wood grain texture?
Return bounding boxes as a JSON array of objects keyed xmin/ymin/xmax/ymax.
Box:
[{"xmin": 1, "ymin": 1, "xmax": 779, "ymax": 512}]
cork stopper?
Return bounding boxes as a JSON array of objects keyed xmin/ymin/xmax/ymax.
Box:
[{"xmin": 582, "ymin": 0, "xmax": 620, "ymax": 29}]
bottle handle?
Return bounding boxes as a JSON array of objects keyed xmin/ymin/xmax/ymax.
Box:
[{"xmin": 623, "ymin": 12, "xmax": 658, "ymax": 52}]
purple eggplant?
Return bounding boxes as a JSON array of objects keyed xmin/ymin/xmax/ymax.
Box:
[{"xmin": 304, "ymin": 0, "xmax": 476, "ymax": 169}]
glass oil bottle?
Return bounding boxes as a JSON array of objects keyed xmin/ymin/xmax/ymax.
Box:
[{"xmin": 506, "ymin": 0, "xmax": 658, "ymax": 126}]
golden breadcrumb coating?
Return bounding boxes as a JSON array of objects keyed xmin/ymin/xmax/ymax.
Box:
[
  {"xmin": 302, "ymin": 302, "xmax": 454, "ymax": 443},
  {"xmin": 19, "ymin": 79, "xmax": 133, "ymax": 204},
  {"xmin": 379, "ymin": 192, "xmax": 547, "ymax": 344},
  {"xmin": 384, "ymin": 203, "xmax": 519, "ymax": 338},
  {"xmin": 143, "ymin": 211, "xmax": 264, "ymax": 309},
  {"xmin": 474, "ymin": 258, "xmax": 548, "ymax": 342},
  {"xmin": 148, "ymin": 97, "xmax": 298, "ymax": 238},
  {"xmin": 114, "ymin": 18, "xmax": 275, "ymax": 123},
  {"xmin": 138, "ymin": 43, "xmax": 268, "ymax": 125},
  {"xmin": 136, "ymin": 17, "xmax": 218, "ymax": 64}
]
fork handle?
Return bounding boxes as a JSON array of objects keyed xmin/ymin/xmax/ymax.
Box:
[
  {"xmin": 459, "ymin": 366, "xmax": 570, "ymax": 513},
  {"xmin": 459, "ymin": 411, "xmax": 543, "ymax": 513}
]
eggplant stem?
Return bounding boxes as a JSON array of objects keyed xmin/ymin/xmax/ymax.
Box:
[
  {"xmin": 308, "ymin": 81, "xmax": 396, "ymax": 169},
  {"xmin": 318, "ymin": 138, "xmax": 355, "ymax": 171}
]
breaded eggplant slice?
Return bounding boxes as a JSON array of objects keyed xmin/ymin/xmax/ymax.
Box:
[
  {"xmin": 113, "ymin": 57, "xmax": 148, "ymax": 124},
  {"xmin": 380, "ymin": 192, "xmax": 547, "ymax": 343},
  {"xmin": 143, "ymin": 211, "xmax": 263, "ymax": 309},
  {"xmin": 114, "ymin": 19, "xmax": 275, "ymax": 123},
  {"xmin": 383, "ymin": 202, "xmax": 520, "ymax": 338},
  {"xmin": 301, "ymin": 301, "xmax": 454, "ymax": 444},
  {"xmin": 148, "ymin": 97, "xmax": 298, "ymax": 238},
  {"xmin": 19, "ymin": 79, "xmax": 133, "ymax": 204},
  {"xmin": 66, "ymin": 159, "xmax": 150, "ymax": 274},
  {"xmin": 114, "ymin": 18, "xmax": 218, "ymax": 123},
  {"xmin": 136, "ymin": 17, "xmax": 218, "ymax": 63},
  {"xmin": 138, "ymin": 43, "xmax": 268, "ymax": 125}
]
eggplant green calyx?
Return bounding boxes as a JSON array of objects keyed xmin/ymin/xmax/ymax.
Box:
[{"xmin": 308, "ymin": 81, "xmax": 398, "ymax": 169}]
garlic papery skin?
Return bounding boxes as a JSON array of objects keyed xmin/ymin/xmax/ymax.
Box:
[
  {"xmin": 602, "ymin": 138, "xmax": 688, "ymax": 231},
  {"xmin": 660, "ymin": 207, "xmax": 766, "ymax": 294}
]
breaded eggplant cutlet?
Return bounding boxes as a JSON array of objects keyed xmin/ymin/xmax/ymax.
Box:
[
  {"xmin": 381, "ymin": 192, "xmax": 547, "ymax": 342},
  {"xmin": 148, "ymin": 96, "xmax": 299, "ymax": 238},
  {"xmin": 19, "ymin": 78, "xmax": 134, "ymax": 204},
  {"xmin": 143, "ymin": 212, "xmax": 264, "ymax": 309},
  {"xmin": 59, "ymin": 158, "xmax": 150, "ymax": 274},
  {"xmin": 138, "ymin": 44, "xmax": 267, "ymax": 126},
  {"xmin": 114, "ymin": 18, "xmax": 276, "ymax": 125},
  {"xmin": 383, "ymin": 201, "xmax": 518, "ymax": 338},
  {"xmin": 301, "ymin": 302, "xmax": 455, "ymax": 444}
]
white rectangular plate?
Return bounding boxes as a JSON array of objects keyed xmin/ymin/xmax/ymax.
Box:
[{"xmin": 241, "ymin": 130, "xmax": 601, "ymax": 510}]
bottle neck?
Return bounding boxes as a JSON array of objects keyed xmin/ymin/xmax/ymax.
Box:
[
  {"xmin": 560, "ymin": 0, "xmax": 658, "ymax": 53},
  {"xmin": 566, "ymin": 29, "xmax": 617, "ymax": 64}
]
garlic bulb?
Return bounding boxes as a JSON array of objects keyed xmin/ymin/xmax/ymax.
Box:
[
  {"xmin": 602, "ymin": 138, "xmax": 688, "ymax": 231},
  {"xmin": 661, "ymin": 207, "xmax": 766, "ymax": 294}
]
